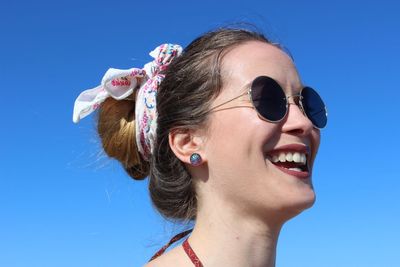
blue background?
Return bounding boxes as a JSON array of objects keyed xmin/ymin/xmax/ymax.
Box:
[{"xmin": 1, "ymin": 0, "xmax": 399, "ymax": 266}]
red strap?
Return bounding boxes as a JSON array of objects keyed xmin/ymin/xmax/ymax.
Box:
[
  {"xmin": 149, "ymin": 229, "xmax": 193, "ymax": 261},
  {"xmin": 183, "ymin": 238, "xmax": 204, "ymax": 267},
  {"xmin": 148, "ymin": 229, "xmax": 204, "ymax": 266}
]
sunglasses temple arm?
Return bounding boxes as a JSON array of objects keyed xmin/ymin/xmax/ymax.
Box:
[{"xmin": 209, "ymin": 92, "xmax": 249, "ymax": 111}]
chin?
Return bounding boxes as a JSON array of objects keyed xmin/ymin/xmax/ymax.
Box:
[
  {"xmin": 298, "ymin": 190, "xmax": 316, "ymax": 211},
  {"xmin": 283, "ymin": 190, "xmax": 316, "ymax": 221}
]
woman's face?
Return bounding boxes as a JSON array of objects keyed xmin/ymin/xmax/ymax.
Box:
[{"xmin": 202, "ymin": 41, "xmax": 321, "ymax": 222}]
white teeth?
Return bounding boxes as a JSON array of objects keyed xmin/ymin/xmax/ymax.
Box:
[
  {"xmin": 268, "ymin": 151, "xmax": 307, "ymax": 165},
  {"xmin": 301, "ymin": 154, "xmax": 306, "ymax": 164},
  {"xmin": 288, "ymin": 167, "xmax": 302, "ymax": 172},
  {"xmin": 292, "ymin": 152, "xmax": 301, "ymax": 163},
  {"xmin": 278, "ymin": 153, "xmax": 286, "ymax": 162}
]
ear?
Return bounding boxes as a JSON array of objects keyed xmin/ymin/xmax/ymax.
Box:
[{"xmin": 169, "ymin": 129, "xmax": 207, "ymax": 165}]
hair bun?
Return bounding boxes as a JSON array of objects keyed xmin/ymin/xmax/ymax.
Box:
[{"xmin": 97, "ymin": 97, "xmax": 149, "ymax": 180}]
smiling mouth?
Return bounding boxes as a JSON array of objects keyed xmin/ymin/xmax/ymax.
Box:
[{"xmin": 265, "ymin": 145, "xmax": 311, "ymax": 179}]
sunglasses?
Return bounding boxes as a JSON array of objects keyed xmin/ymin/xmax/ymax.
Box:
[{"xmin": 210, "ymin": 76, "xmax": 328, "ymax": 129}]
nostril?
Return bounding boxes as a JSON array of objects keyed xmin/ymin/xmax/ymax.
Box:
[{"xmin": 287, "ymin": 128, "xmax": 305, "ymax": 135}]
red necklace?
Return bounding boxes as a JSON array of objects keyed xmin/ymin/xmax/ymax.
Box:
[{"xmin": 149, "ymin": 229, "xmax": 204, "ymax": 266}]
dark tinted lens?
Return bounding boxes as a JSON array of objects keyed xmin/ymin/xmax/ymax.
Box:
[
  {"xmin": 301, "ymin": 87, "xmax": 327, "ymax": 128},
  {"xmin": 250, "ymin": 76, "xmax": 287, "ymax": 121}
]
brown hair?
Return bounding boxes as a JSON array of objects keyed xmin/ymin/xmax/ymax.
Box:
[{"xmin": 97, "ymin": 27, "xmax": 271, "ymax": 221}]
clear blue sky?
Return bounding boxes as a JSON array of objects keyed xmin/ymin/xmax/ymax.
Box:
[{"xmin": 1, "ymin": 0, "xmax": 399, "ymax": 266}]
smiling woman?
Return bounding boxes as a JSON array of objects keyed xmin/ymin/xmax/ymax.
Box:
[{"xmin": 72, "ymin": 27, "xmax": 327, "ymax": 267}]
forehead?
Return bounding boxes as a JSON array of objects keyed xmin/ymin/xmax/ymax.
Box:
[{"xmin": 220, "ymin": 41, "xmax": 302, "ymax": 94}]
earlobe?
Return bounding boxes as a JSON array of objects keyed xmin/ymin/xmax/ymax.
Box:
[{"xmin": 168, "ymin": 129, "xmax": 206, "ymax": 165}]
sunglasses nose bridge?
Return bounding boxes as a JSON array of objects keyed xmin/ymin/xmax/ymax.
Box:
[
  {"xmin": 286, "ymin": 94, "xmax": 305, "ymax": 112},
  {"xmin": 286, "ymin": 94, "xmax": 302, "ymax": 104},
  {"xmin": 287, "ymin": 102, "xmax": 305, "ymax": 117},
  {"xmin": 286, "ymin": 94, "xmax": 311, "ymax": 120}
]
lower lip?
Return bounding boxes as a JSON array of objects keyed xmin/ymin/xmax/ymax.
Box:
[{"xmin": 273, "ymin": 164, "xmax": 310, "ymax": 179}]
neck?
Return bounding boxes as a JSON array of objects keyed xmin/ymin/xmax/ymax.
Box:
[{"xmin": 187, "ymin": 201, "xmax": 283, "ymax": 267}]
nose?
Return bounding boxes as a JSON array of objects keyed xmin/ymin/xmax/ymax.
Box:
[{"xmin": 281, "ymin": 100, "xmax": 314, "ymax": 136}]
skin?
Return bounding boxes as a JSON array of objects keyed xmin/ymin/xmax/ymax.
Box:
[{"xmin": 146, "ymin": 41, "xmax": 321, "ymax": 267}]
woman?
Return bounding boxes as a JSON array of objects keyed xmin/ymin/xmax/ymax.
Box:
[{"xmin": 73, "ymin": 28, "xmax": 327, "ymax": 266}]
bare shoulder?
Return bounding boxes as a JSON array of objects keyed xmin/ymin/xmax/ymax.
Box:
[{"xmin": 143, "ymin": 245, "xmax": 190, "ymax": 267}]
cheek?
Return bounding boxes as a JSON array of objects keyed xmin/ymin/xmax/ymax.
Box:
[
  {"xmin": 205, "ymin": 109, "xmax": 269, "ymax": 160},
  {"xmin": 209, "ymin": 102, "xmax": 288, "ymax": 157},
  {"xmin": 204, "ymin": 109, "xmax": 280, "ymax": 183},
  {"xmin": 206, "ymin": 113, "xmax": 249, "ymax": 163},
  {"xmin": 310, "ymin": 129, "xmax": 321, "ymax": 167}
]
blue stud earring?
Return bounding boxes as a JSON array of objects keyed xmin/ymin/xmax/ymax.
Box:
[{"xmin": 190, "ymin": 153, "xmax": 202, "ymax": 166}]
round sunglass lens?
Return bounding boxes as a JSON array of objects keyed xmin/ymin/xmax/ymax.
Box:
[
  {"xmin": 251, "ymin": 76, "xmax": 287, "ymax": 122},
  {"xmin": 301, "ymin": 87, "xmax": 327, "ymax": 128}
]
